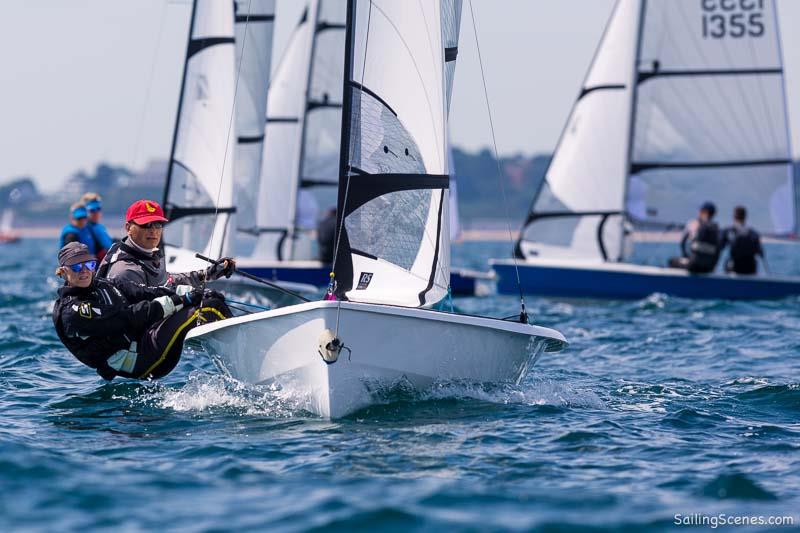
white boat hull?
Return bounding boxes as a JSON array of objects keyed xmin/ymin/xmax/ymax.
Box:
[{"xmin": 185, "ymin": 301, "xmax": 566, "ymax": 418}]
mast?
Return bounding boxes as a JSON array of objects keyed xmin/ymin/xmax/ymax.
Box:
[
  {"xmin": 163, "ymin": 0, "xmax": 198, "ymax": 212},
  {"xmin": 619, "ymin": 0, "xmax": 646, "ymax": 261},
  {"xmin": 332, "ymin": 0, "xmax": 356, "ymax": 289}
]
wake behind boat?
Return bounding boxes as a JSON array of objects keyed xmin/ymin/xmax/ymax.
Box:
[
  {"xmin": 493, "ymin": 0, "xmax": 800, "ymax": 300},
  {"xmin": 187, "ymin": 0, "xmax": 567, "ymax": 418}
]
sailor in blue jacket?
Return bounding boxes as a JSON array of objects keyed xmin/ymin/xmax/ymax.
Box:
[
  {"xmin": 82, "ymin": 193, "xmax": 114, "ymax": 261},
  {"xmin": 59, "ymin": 203, "xmax": 91, "ymax": 250}
]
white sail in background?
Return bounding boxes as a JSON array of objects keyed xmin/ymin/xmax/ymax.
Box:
[
  {"xmin": 233, "ymin": 0, "xmax": 276, "ymax": 255},
  {"xmin": 520, "ymin": 0, "xmax": 794, "ymax": 263},
  {"xmin": 520, "ymin": 0, "xmax": 640, "ymax": 262},
  {"xmin": 164, "ymin": 0, "xmax": 236, "ymax": 259},
  {"xmin": 252, "ymin": 0, "xmax": 346, "ymax": 261},
  {"xmin": 335, "ymin": 0, "xmax": 450, "ymax": 307}
]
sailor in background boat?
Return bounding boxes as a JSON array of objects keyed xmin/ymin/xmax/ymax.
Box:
[
  {"xmin": 59, "ymin": 202, "xmax": 92, "ymax": 250},
  {"xmin": 720, "ymin": 205, "xmax": 764, "ymax": 275},
  {"xmin": 667, "ymin": 201, "xmax": 721, "ymax": 274},
  {"xmin": 53, "ymin": 242, "xmax": 232, "ymax": 380},
  {"xmin": 97, "ymin": 199, "xmax": 235, "ymax": 287},
  {"xmin": 317, "ymin": 207, "xmax": 337, "ymax": 264},
  {"xmin": 81, "ymin": 192, "xmax": 114, "ymax": 262}
]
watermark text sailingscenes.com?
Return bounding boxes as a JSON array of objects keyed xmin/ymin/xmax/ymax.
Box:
[{"xmin": 675, "ymin": 513, "xmax": 794, "ymax": 528}]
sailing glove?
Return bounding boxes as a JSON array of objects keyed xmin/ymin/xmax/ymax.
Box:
[
  {"xmin": 155, "ymin": 294, "xmax": 184, "ymax": 317},
  {"xmin": 182, "ymin": 288, "xmax": 206, "ymax": 307},
  {"xmin": 205, "ymin": 258, "xmax": 236, "ymax": 280}
]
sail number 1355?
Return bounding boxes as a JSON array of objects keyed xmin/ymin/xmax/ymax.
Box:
[{"xmin": 702, "ymin": 0, "xmax": 765, "ymax": 39}]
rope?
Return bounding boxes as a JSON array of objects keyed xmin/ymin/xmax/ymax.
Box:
[{"xmin": 466, "ymin": 0, "xmax": 528, "ymax": 323}]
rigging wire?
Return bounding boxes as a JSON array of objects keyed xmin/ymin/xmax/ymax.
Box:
[
  {"xmin": 466, "ymin": 0, "xmax": 528, "ymax": 323},
  {"xmin": 330, "ymin": 0, "xmax": 374, "ymax": 337}
]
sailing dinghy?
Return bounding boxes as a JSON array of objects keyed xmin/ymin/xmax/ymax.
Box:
[
  {"xmin": 234, "ymin": 0, "xmax": 486, "ymax": 295},
  {"xmin": 492, "ymin": 0, "xmax": 800, "ymax": 300},
  {"xmin": 186, "ymin": 0, "xmax": 567, "ymax": 419}
]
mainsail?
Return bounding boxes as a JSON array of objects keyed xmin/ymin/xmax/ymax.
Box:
[
  {"xmin": 519, "ymin": 0, "xmax": 794, "ymax": 262},
  {"xmin": 233, "ymin": 0, "xmax": 276, "ymax": 256},
  {"xmin": 251, "ymin": 0, "xmax": 346, "ymax": 261},
  {"xmin": 333, "ymin": 0, "xmax": 451, "ymax": 307},
  {"xmin": 163, "ymin": 0, "xmax": 236, "ymax": 259}
]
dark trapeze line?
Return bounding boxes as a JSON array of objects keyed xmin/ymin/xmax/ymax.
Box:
[
  {"xmin": 578, "ymin": 84, "xmax": 626, "ymax": 101},
  {"xmin": 187, "ymin": 37, "xmax": 235, "ymax": 59},
  {"xmin": 318, "ymin": 22, "xmax": 346, "ymax": 32},
  {"xmin": 238, "ymin": 134, "xmax": 265, "ymax": 144},
  {"xmin": 307, "ymin": 100, "xmax": 343, "ymax": 111},
  {"xmin": 235, "ymin": 15, "xmax": 274, "ymax": 23},
  {"xmin": 349, "ymin": 81, "xmax": 397, "ymax": 117},
  {"xmin": 638, "ymin": 67, "xmax": 782, "ymax": 84},
  {"xmin": 631, "ymin": 159, "xmax": 791, "ymax": 173}
]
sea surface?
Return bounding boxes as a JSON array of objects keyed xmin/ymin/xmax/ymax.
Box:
[{"xmin": 1, "ymin": 238, "xmax": 799, "ymax": 531}]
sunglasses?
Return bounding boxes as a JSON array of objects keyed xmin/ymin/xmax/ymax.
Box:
[
  {"xmin": 133, "ymin": 222, "xmax": 164, "ymax": 230},
  {"xmin": 69, "ymin": 260, "xmax": 97, "ymax": 273},
  {"xmin": 88, "ymin": 207, "xmax": 102, "ymax": 213}
]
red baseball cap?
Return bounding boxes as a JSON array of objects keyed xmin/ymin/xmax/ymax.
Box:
[{"xmin": 126, "ymin": 199, "xmax": 169, "ymax": 224}]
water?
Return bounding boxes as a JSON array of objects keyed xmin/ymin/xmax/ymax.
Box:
[{"xmin": 2, "ymin": 238, "xmax": 799, "ymax": 531}]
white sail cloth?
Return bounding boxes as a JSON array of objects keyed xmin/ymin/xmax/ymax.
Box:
[
  {"xmin": 336, "ymin": 0, "xmax": 450, "ymax": 307},
  {"xmin": 164, "ymin": 0, "xmax": 236, "ymax": 259}
]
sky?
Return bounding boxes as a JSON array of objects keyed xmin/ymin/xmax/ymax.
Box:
[{"xmin": 1, "ymin": 0, "xmax": 799, "ymax": 192}]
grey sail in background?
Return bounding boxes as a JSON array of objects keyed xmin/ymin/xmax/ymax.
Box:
[
  {"xmin": 233, "ymin": 0, "xmax": 276, "ymax": 255},
  {"xmin": 519, "ymin": 0, "xmax": 794, "ymax": 264}
]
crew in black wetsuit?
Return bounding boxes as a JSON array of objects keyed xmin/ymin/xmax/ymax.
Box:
[
  {"xmin": 53, "ymin": 242, "xmax": 232, "ymax": 380},
  {"xmin": 667, "ymin": 201, "xmax": 721, "ymax": 274},
  {"xmin": 720, "ymin": 205, "xmax": 764, "ymax": 275}
]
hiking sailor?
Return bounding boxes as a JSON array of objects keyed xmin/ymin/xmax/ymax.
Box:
[
  {"xmin": 97, "ymin": 199, "xmax": 235, "ymax": 287},
  {"xmin": 720, "ymin": 205, "xmax": 764, "ymax": 275},
  {"xmin": 667, "ymin": 201, "xmax": 721, "ymax": 274},
  {"xmin": 53, "ymin": 242, "xmax": 232, "ymax": 380}
]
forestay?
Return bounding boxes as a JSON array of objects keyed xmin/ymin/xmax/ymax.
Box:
[
  {"xmin": 163, "ymin": 0, "xmax": 236, "ymax": 259},
  {"xmin": 252, "ymin": 0, "xmax": 346, "ymax": 261},
  {"xmin": 519, "ymin": 0, "xmax": 794, "ymax": 262},
  {"xmin": 334, "ymin": 0, "xmax": 451, "ymax": 307},
  {"xmin": 233, "ymin": 0, "xmax": 276, "ymax": 256}
]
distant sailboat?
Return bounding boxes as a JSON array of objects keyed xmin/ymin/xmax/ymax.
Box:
[
  {"xmin": 186, "ymin": 0, "xmax": 566, "ymax": 419},
  {"xmin": 0, "ymin": 208, "xmax": 20, "ymax": 244},
  {"xmin": 492, "ymin": 0, "xmax": 800, "ymax": 300}
]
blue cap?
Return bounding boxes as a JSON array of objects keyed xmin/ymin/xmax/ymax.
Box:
[
  {"xmin": 72, "ymin": 206, "xmax": 88, "ymax": 219},
  {"xmin": 700, "ymin": 201, "xmax": 716, "ymax": 216},
  {"xmin": 86, "ymin": 199, "xmax": 102, "ymax": 212}
]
